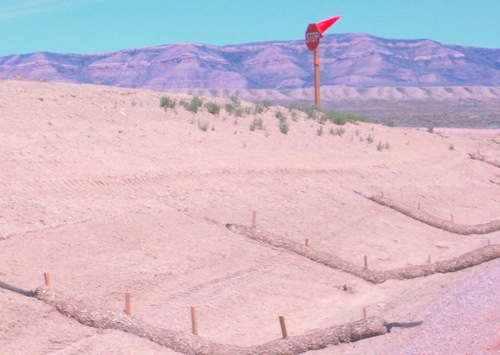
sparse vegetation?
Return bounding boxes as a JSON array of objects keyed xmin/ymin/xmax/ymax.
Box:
[
  {"xmin": 385, "ymin": 120, "xmax": 396, "ymax": 127},
  {"xmin": 427, "ymin": 126, "xmax": 434, "ymax": 133},
  {"xmin": 366, "ymin": 134, "xmax": 374, "ymax": 144},
  {"xmin": 279, "ymin": 120, "xmax": 289, "ymax": 134},
  {"xmin": 330, "ymin": 127, "xmax": 346, "ymax": 136},
  {"xmin": 181, "ymin": 96, "xmax": 203, "ymax": 113},
  {"xmin": 160, "ymin": 96, "xmax": 176, "ymax": 110},
  {"xmin": 255, "ymin": 99, "xmax": 273, "ymax": 109},
  {"xmin": 250, "ymin": 118, "xmax": 264, "ymax": 131},
  {"xmin": 449, "ymin": 144, "xmax": 455, "ymax": 150},
  {"xmin": 316, "ymin": 126, "xmax": 323, "ymax": 136},
  {"xmin": 377, "ymin": 141, "xmax": 391, "ymax": 151},
  {"xmin": 230, "ymin": 95, "xmax": 240, "ymax": 105},
  {"xmin": 275, "ymin": 111, "xmax": 286, "ymax": 122},
  {"xmin": 322, "ymin": 111, "xmax": 367, "ymax": 125},
  {"xmin": 197, "ymin": 120, "xmax": 209, "ymax": 132},
  {"xmin": 204, "ymin": 102, "xmax": 221, "ymax": 115}
]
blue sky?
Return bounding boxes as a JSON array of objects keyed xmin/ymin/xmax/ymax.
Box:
[{"xmin": 0, "ymin": 0, "xmax": 498, "ymax": 56}]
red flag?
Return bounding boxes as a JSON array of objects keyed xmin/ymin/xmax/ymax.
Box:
[{"xmin": 316, "ymin": 16, "xmax": 341, "ymax": 35}]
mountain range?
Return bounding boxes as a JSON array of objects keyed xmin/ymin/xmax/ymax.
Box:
[{"xmin": 1, "ymin": 33, "xmax": 499, "ymax": 89}]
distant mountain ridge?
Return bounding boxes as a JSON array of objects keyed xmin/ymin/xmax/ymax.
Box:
[{"xmin": 0, "ymin": 33, "xmax": 499, "ymax": 89}]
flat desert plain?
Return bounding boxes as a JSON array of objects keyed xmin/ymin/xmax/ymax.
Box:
[{"xmin": 0, "ymin": 80, "xmax": 499, "ymax": 354}]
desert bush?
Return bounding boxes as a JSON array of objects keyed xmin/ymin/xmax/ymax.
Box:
[
  {"xmin": 204, "ymin": 102, "xmax": 221, "ymax": 115},
  {"xmin": 279, "ymin": 120, "xmax": 289, "ymax": 135},
  {"xmin": 317, "ymin": 126, "xmax": 323, "ymax": 136},
  {"xmin": 181, "ymin": 96, "xmax": 203, "ymax": 113},
  {"xmin": 256, "ymin": 99, "xmax": 273, "ymax": 108},
  {"xmin": 323, "ymin": 111, "xmax": 367, "ymax": 125},
  {"xmin": 385, "ymin": 120, "xmax": 396, "ymax": 127},
  {"xmin": 275, "ymin": 111, "xmax": 287, "ymax": 122},
  {"xmin": 225, "ymin": 103, "xmax": 236, "ymax": 115},
  {"xmin": 253, "ymin": 103, "xmax": 264, "ymax": 114},
  {"xmin": 197, "ymin": 120, "xmax": 209, "ymax": 131},
  {"xmin": 250, "ymin": 118, "xmax": 264, "ymax": 131},
  {"xmin": 300, "ymin": 106, "xmax": 320, "ymax": 120},
  {"xmin": 160, "ymin": 96, "xmax": 176, "ymax": 110},
  {"xmin": 366, "ymin": 134, "xmax": 374, "ymax": 144},
  {"xmin": 230, "ymin": 95, "xmax": 240, "ymax": 105},
  {"xmin": 330, "ymin": 127, "xmax": 346, "ymax": 136}
]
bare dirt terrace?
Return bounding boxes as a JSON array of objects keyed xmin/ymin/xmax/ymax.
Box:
[{"xmin": 0, "ymin": 80, "xmax": 499, "ymax": 354}]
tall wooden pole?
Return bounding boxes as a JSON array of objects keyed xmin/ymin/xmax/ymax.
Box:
[{"xmin": 314, "ymin": 47, "xmax": 321, "ymax": 109}]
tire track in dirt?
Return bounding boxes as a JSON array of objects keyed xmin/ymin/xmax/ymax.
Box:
[{"xmin": 0, "ymin": 168, "xmax": 361, "ymax": 199}]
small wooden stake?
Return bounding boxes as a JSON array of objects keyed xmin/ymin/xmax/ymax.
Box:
[
  {"xmin": 124, "ymin": 293, "xmax": 131, "ymax": 315},
  {"xmin": 279, "ymin": 316, "xmax": 288, "ymax": 339},
  {"xmin": 251, "ymin": 210, "xmax": 257, "ymax": 229},
  {"xmin": 44, "ymin": 272, "xmax": 51, "ymax": 288},
  {"xmin": 305, "ymin": 238, "xmax": 309, "ymax": 247},
  {"xmin": 427, "ymin": 255, "xmax": 432, "ymax": 264},
  {"xmin": 363, "ymin": 307, "xmax": 367, "ymax": 320},
  {"xmin": 191, "ymin": 307, "xmax": 198, "ymax": 335},
  {"xmin": 381, "ymin": 191, "xmax": 385, "ymax": 198},
  {"xmin": 364, "ymin": 255, "xmax": 368, "ymax": 270},
  {"xmin": 450, "ymin": 214, "xmax": 454, "ymax": 223}
]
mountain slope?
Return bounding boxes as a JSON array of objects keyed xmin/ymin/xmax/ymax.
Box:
[{"xmin": 0, "ymin": 33, "xmax": 499, "ymax": 89}]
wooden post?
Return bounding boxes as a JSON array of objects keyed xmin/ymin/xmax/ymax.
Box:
[
  {"xmin": 364, "ymin": 255, "xmax": 368, "ymax": 270},
  {"xmin": 251, "ymin": 210, "xmax": 257, "ymax": 229},
  {"xmin": 427, "ymin": 255, "xmax": 432, "ymax": 264},
  {"xmin": 450, "ymin": 214, "xmax": 454, "ymax": 223},
  {"xmin": 279, "ymin": 316, "xmax": 288, "ymax": 339},
  {"xmin": 44, "ymin": 272, "xmax": 51, "ymax": 288},
  {"xmin": 314, "ymin": 48, "xmax": 321, "ymax": 109},
  {"xmin": 124, "ymin": 293, "xmax": 131, "ymax": 315},
  {"xmin": 363, "ymin": 307, "xmax": 367, "ymax": 320},
  {"xmin": 191, "ymin": 307, "xmax": 198, "ymax": 335},
  {"xmin": 305, "ymin": 238, "xmax": 309, "ymax": 247}
]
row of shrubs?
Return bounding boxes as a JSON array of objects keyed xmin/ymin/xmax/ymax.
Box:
[{"xmin": 160, "ymin": 95, "xmax": 368, "ymax": 135}]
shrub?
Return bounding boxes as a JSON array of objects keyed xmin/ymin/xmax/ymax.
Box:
[
  {"xmin": 385, "ymin": 120, "xmax": 396, "ymax": 127},
  {"xmin": 225, "ymin": 103, "xmax": 236, "ymax": 115},
  {"xmin": 330, "ymin": 127, "xmax": 345, "ymax": 136},
  {"xmin": 300, "ymin": 106, "xmax": 320, "ymax": 120},
  {"xmin": 316, "ymin": 126, "xmax": 323, "ymax": 136},
  {"xmin": 250, "ymin": 118, "xmax": 264, "ymax": 131},
  {"xmin": 197, "ymin": 120, "xmax": 209, "ymax": 131},
  {"xmin": 160, "ymin": 96, "xmax": 176, "ymax": 110},
  {"xmin": 279, "ymin": 121, "xmax": 289, "ymax": 134},
  {"xmin": 275, "ymin": 111, "xmax": 287, "ymax": 123},
  {"xmin": 253, "ymin": 103, "xmax": 264, "ymax": 114},
  {"xmin": 256, "ymin": 99, "xmax": 273, "ymax": 108},
  {"xmin": 182, "ymin": 96, "xmax": 203, "ymax": 113},
  {"xmin": 204, "ymin": 102, "xmax": 221, "ymax": 115},
  {"xmin": 230, "ymin": 95, "xmax": 240, "ymax": 105}
]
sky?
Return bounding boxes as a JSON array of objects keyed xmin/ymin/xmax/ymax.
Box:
[{"xmin": 0, "ymin": 0, "xmax": 499, "ymax": 57}]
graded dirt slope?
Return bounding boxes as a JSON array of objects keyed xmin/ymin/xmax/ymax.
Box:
[{"xmin": 0, "ymin": 80, "xmax": 499, "ymax": 354}]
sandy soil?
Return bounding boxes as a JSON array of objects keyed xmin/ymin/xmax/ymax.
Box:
[{"xmin": 0, "ymin": 79, "xmax": 499, "ymax": 354}]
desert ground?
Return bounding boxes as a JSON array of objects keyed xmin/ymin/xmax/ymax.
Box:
[{"xmin": 0, "ymin": 80, "xmax": 499, "ymax": 354}]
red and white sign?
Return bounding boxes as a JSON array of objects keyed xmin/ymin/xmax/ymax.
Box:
[
  {"xmin": 305, "ymin": 24, "xmax": 321, "ymax": 51},
  {"xmin": 305, "ymin": 16, "xmax": 341, "ymax": 51}
]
